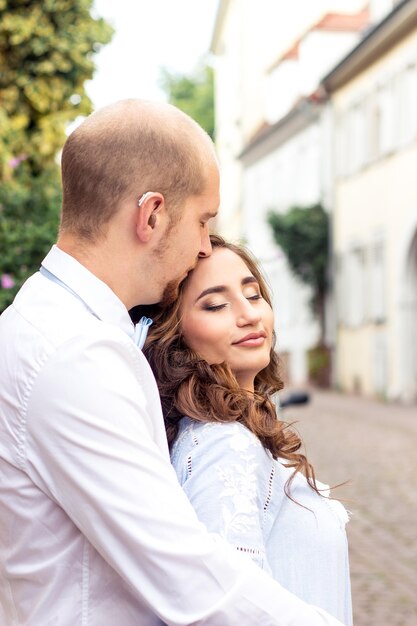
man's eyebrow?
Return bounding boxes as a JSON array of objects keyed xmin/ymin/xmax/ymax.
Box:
[{"xmin": 195, "ymin": 276, "xmax": 258, "ymax": 303}]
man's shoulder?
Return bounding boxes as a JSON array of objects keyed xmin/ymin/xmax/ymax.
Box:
[
  {"xmin": 4, "ymin": 272, "xmax": 115, "ymax": 347},
  {"xmin": 0, "ymin": 272, "xmax": 137, "ymax": 379}
]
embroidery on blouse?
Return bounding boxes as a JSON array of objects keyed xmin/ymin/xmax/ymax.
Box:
[
  {"xmin": 195, "ymin": 425, "xmax": 262, "ymax": 538},
  {"xmin": 236, "ymin": 546, "xmax": 265, "ymax": 557},
  {"xmin": 216, "ymin": 455, "xmax": 259, "ymax": 537},
  {"xmin": 186, "ymin": 454, "xmax": 192, "ymax": 478},
  {"xmin": 263, "ymin": 465, "xmax": 275, "ymax": 519},
  {"xmin": 206, "ymin": 423, "xmax": 274, "ymax": 568},
  {"xmin": 313, "ymin": 479, "xmax": 350, "ymax": 528}
]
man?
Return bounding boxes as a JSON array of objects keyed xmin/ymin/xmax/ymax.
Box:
[{"xmin": 0, "ymin": 100, "xmax": 344, "ymax": 625}]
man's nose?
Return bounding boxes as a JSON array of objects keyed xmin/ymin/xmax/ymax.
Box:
[{"xmin": 198, "ymin": 226, "xmax": 212, "ymax": 258}]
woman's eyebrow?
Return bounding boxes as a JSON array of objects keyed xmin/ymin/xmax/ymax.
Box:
[
  {"xmin": 195, "ymin": 276, "xmax": 258, "ymax": 303},
  {"xmin": 242, "ymin": 276, "xmax": 258, "ymax": 286},
  {"xmin": 196, "ymin": 285, "xmax": 226, "ymax": 302}
]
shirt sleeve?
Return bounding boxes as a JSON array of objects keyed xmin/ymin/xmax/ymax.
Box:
[
  {"xmin": 172, "ymin": 420, "xmax": 281, "ymax": 574},
  {"xmin": 25, "ymin": 329, "xmax": 345, "ymax": 626}
]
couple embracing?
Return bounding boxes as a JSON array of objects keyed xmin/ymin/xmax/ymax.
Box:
[{"xmin": 0, "ymin": 100, "xmax": 351, "ymax": 626}]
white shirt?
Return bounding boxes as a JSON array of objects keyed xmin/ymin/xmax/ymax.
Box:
[
  {"xmin": 171, "ymin": 418, "xmax": 353, "ymax": 625},
  {"xmin": 0, "ymin": 246, "xmax": 345, "ymax": 626}
]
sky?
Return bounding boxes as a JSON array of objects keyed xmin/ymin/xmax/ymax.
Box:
[{"xmin": 87, "ymin": 0, "xmax": 219, "ymax": 110}]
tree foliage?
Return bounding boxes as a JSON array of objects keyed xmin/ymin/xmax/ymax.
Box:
[
  {"xmin": 0, "ymin": 0, "xmax": 113, "ymax": 311},
  {"xmin": 268, "ymin": 203, "xmax": 330, "ymax": 342},
  {"xmin": 159, "ymin": 63, "xmax": 215, "ymax": 139},
  {"xmin": 0, "ymin": 0, "xmax": 113, "ymax": 175},
  {"xmin": 0, "ymin": 163, "xmax": 62, "ymax": 311}
]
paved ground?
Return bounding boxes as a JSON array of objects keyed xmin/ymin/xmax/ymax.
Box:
[{"xmin": 283, "ymin": 389, "xmax": 417, "ymax": 626}]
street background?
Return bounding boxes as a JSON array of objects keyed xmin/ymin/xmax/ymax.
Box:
[{"xmin": 285, "ymin": 390, "xmax": 417, "ymax": 626}]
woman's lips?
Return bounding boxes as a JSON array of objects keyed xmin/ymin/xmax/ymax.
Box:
[{"xmin": 233, "ymin": 332, "xmax": 267, "ymax": 347}]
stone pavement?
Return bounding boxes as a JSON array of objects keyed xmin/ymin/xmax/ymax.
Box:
[{"xmin": 283, "ymin": 389, "xmax": 417, "ymax": 626}]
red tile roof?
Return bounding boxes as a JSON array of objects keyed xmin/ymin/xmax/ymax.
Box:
[
  {"xmin": 269, "ymin": 8, "xmax": 370, "ymax": 72},
  {"xmin": 282, "ymin": 42, "xmax": 299, "ymax": 61},
  {"xmin": 314, "ymin": 9, "xmax": 370, "ymax": 32}
]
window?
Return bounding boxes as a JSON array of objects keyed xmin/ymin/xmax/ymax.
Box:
[
  {"xmin": 335, "ymin": 113, "xmax": 348, "ymax": 178},
  {"xmin": 373, "ymin": 329, "xmax": 387, "ymax": 396},
  {"xmin": 378, "ymin": 81, "xmax": 395, "ymax": 156},
  {"xmin": 341, "ymin": 246, "xmax": 367, "ymax": 327},
  {"xmin": 369, "ymin": 239, "xmax": 386, "ymax": 322},
  {"xmin": 350, "ymin": 101, "xmax": 366, "ymax": 172},
  {"xmin": 392, "ymin": 66, "xmax": 417, "ymax": 148},
  {"xmin": 366, "ymin": 91, "xmax": 381, "ymax": 163},
  {"xmin": 335, "ymin": 254, "xmax": 346, "ymax": 325}
]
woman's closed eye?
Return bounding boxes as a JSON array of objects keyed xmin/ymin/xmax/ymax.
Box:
[
  {"xmin": 202, "ymin": 301, "xmax": 229, "ymax": 312},
  {"xmin": 246, "ymin": 293, "xmax": 262, "ymax": 301},
  {"xmin": 243, "ymin": 286, "xmax": 262, "ymax": 301},
  {"xmin": 201, "ymin": 292, "xmax": 262, "ymax": 312}
]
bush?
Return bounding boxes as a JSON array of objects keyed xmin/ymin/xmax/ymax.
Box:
[
  {"xmin": 307, "ymin": 344, "xmax": 331, "ymax": 388},
  {"xmin": 0, "ymin": 163, "xmax": 61, "ymax": 312}
]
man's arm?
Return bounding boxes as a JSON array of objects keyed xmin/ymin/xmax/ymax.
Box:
[{"xmin": 26, "ymin": 331, "xmax": 345, "ymax": 626}]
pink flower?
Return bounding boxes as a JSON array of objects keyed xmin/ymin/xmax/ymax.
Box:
[
  {"xmin": 7, "ymin": 154, "xmax": 27, "ymax": 170},
  {"xmin": 1, "ymin": 274, "xmax": 15, "ymax": 289}
]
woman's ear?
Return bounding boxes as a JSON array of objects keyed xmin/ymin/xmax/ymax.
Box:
[{"xmin": 136, "ymin": 192, "xmax": 165, "ymax": 243}]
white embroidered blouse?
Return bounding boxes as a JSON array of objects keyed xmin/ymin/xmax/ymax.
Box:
[{"xmin": 171, "ymin": 417, "xmax": 353, "ymax": 626}]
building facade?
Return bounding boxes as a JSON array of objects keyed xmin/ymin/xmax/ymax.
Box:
[
  {"xmin": 323, "ymin": 0, "xmax": 417, "ymax": 401},
  {"xmin": 211, "ymin": 0, "xmax": 369, "ymax": 385}
]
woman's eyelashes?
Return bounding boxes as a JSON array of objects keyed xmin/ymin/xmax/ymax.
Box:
[
  {"xmin": 243, "ymin": 285, "xmax": 262, "ymax": 300},
  {"xmin": 201, "ymin": 292, "xmax": 263, "ymax": 311},
  {"xmin": 202, "ymin": 301, "xmax": 228, "ymax": 312},
  {"xmin": 246, "ymin": 293, "xmax": 262, "ymax": 301}
]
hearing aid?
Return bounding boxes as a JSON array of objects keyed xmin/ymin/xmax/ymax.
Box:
[
  {"xmin": 138, "ymin": 191, "xmax": 154, "ymax": 207},
  {"xmin": 138, "ymin": 192, "xmax": 159, "ymax": 228}
]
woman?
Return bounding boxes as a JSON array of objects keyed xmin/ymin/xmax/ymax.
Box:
[{"xmin": 142, "ymin": 234, "xmax": 352, "ymax": 625}]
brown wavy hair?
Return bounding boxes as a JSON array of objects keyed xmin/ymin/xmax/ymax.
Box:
[{"xmin": 140, "ymin": 234, "xmax": 319, "ymax": 497}]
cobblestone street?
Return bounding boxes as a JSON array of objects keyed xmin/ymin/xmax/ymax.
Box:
[{"xmin": 284, "ymin": 389, "xmax": 417, "ymax": 626}]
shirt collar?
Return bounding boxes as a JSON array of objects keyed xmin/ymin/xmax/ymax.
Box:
[{"xmin": 41, "ymin": 245, "xmax": 135, "ymax": 340}]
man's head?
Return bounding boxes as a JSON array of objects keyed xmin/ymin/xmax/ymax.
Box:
[
  {"xmin": 60, "ymin": 99, "xmax": 215, "ymax": 240},
  {"xmin": 58, "ymin": 99, "xmax": 220, "ymax": 308}
]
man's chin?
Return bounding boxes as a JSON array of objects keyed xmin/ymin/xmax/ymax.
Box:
[
  {"xmin": 161, "ymin": 278, "xmax": 181, "ymax": 306},
  {"xmin": 161, "ymin": 265, "xmax": 196, "ymax": 306}
]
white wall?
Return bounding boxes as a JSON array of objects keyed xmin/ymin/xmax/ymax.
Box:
[
  {"xmin": 369, "ymin": 0, "xmax": 400, "ymax": 22},
  {"xmin": 241, "ymin": 121, "xmax": 322, "ymax": 384},
  {"xmin": 332, "ymin": 30, "xmax": 417, "ymax": 400},
  {"xmin": 212, "ymin": 0, "xmax": 369, "ymax": 383},
  {"xmin": 213, "ymin": 0, "xmax": 369, "ymax": 237}
]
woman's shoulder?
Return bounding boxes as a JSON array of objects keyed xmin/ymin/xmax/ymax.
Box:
[
  {"xmin": 170, "ymin": 417, "xmax": 285, "ymax": 526},
  {"xmin": 175, "ymin": 416, "xmax": 264, "ymax": 450},
  {"xmin": 171, "ymin": 417, "xmax": 271, "ymax": 468}
]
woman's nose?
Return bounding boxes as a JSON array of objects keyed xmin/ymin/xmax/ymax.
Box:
[{"xmin": 236, "ymin": 299, "xmax": 262, "ymax": 326}]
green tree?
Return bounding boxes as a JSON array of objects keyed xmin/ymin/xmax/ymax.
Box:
[
  {"xmin": 159, "ymin": 63, "xmax": 215, "ymax": 139},
  {"xmin": 0, "ymin": 0, "xmax": 113, "ymax": 175},
  {"xmin": 268, "ymin": 203, "xmax": 330, "ymax": 344},
  {"xmin": 0, "ymin": 0, "xmax": 113, "ymax": 311},
  {"xmin": 0, "ymin": 164, "xmax": 62, "ymax": 311}
]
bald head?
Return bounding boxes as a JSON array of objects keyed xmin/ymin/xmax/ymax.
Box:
[{"xmin": 60, "ymin": 99, "xmax": 217, "ymax": 241}]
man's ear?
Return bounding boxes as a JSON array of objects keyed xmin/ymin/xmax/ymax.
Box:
[{"xmin": 136, "ymin": 192, "xmax": 165, "ymax": 243}]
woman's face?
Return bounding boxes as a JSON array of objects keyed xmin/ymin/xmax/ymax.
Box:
[{"xmin": 180, "ymin": 247, "xmax": 275, "ymax": 391}]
